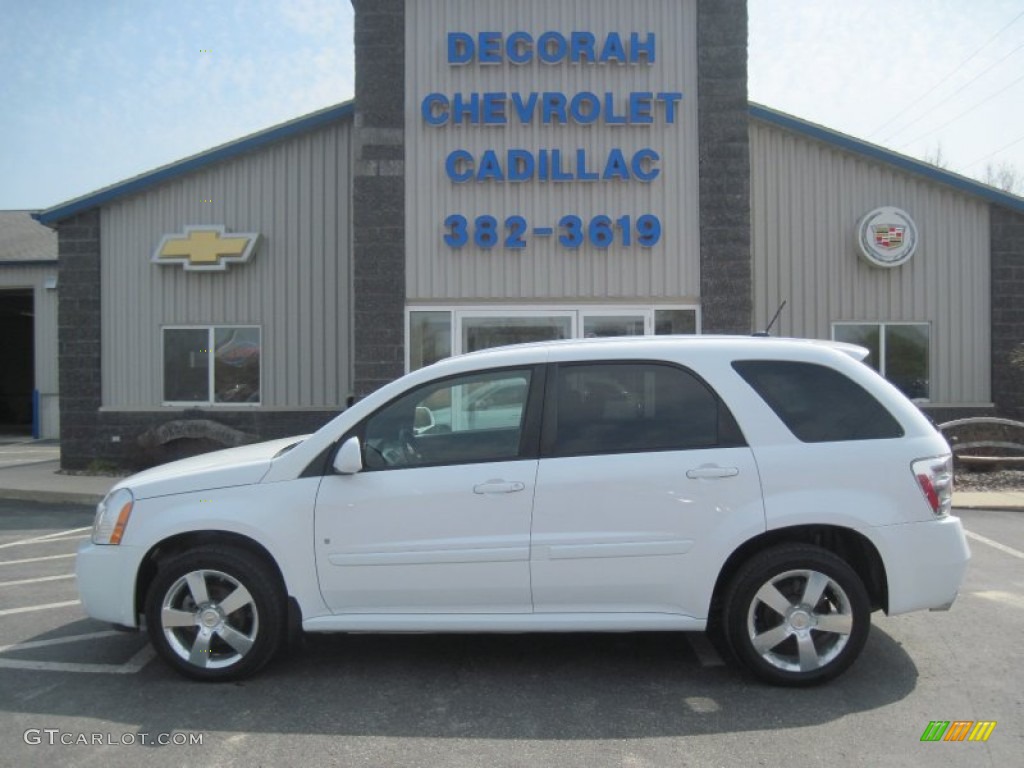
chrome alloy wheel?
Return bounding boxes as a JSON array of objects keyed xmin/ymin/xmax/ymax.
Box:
[
  {"xmin": 746, "ymin": 568, "xmax": 854, "ymax": 673},
  {"xmin": 160, "ymin": 568, "xmax": 260, "ymax": 670}
]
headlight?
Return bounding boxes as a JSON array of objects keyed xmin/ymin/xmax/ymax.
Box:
[{"xmin": 92, "ymin": 488, "xmax": 134, "ymax": 545}]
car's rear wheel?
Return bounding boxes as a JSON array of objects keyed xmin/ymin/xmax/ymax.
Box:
[
  {"xmin": 723, "ymin": 544, "xmax": 870, "ymax": 686},
  {"xmin": 145, "ymin": 546, "xmax": 285, "ymax": 681}
]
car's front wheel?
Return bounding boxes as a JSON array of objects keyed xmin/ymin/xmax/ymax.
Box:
[
  {"xmin": 145, "ymin": 546, "xmax": 285, "ymax": 681},
  {"xmin": 723, "ymin": 544, "xmax": 870, "ymax": 686}
]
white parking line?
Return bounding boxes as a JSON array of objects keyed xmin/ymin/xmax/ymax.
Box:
[
  {"xmin": 0, "ymin": 630, "xmax": 127, "ymax": 653},
  {"xmin": 0, "ymin": 527, "xmax": 92, "ymax": 550},
  {"xmin": 0, "ymin": 553, "xmax": 76, "ymax": 566},
  {"xmin": 0, "ymin": 573, "xmax": 75, "ymax": 588},
  {"xmin": 0, "ymin": 644, "xmax": 155, "ymax": 674},
  {"xmin": 965, "ymin": 529, "xmax": 1024, "ymax": 560},
  {"xmin": 0, "ymin": 599, "xmax": 80, "ymax": 617},
  {"xmin": 970, "ymin": 590, "xmax": 1024, "ymax": 610}
]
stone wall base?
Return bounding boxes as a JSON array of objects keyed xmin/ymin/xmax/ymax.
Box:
[{"xmin": 64, "ymin": 409, "xmax": 342, "ymax": 471}]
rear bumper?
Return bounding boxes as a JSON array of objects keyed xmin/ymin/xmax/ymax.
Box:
[{"xmin": 871, "ymin": 515, "xmax": 970, "ymax": 615}]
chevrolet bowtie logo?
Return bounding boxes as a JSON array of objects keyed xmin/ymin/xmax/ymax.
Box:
[{"xmin": 153, "ymin": 226, "xmax": 260, "ymax": 271}]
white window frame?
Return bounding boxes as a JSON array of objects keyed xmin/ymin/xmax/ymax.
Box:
[
  {"xmin": 405, "ymin": 305, "xmax": 702, "ymax": 372},
  {"xmin": 831, "ymin": 321, "xmax": 931, "ymax": 402},
  {"xmin": 162, "ymin": 325, "xmax": 262, "ymax": 407}
]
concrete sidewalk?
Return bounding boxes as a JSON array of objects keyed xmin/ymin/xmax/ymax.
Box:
[
  {"xmin": 0, "ymin": 438, "xmax": 122, "ymax": 504},
  {"xmin": 0, "ymin": 438, "xmax": 1022, "ymax": 510},
  {"xmin": 0, "ymin": 461, "xmax": 120, "ymax": 505}
]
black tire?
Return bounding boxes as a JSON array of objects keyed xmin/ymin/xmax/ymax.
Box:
[
  {"xmin": 145, "ymin": 545, "xmax": 286, "ymax": 682},
  {"xmin": 723, "ymin": 544, "xmax": 870, "ymax": 686}
]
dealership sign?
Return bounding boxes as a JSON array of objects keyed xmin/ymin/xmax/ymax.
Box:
[
  {"xmin": 420, "ymin": 28, "xmax": 683, "ymax": 252},
  {"xmin": 857, "ymin": 206, "xmax": 918, "ymax": 268}
]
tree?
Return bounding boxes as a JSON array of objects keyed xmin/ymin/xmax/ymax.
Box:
[
  {"xmin": 922, "ymin": 143, "xmax": 949, "ymax": 169},
  {"xmin": 983, "ymin": 161, "xmax": 1023, "ymax": 195}
]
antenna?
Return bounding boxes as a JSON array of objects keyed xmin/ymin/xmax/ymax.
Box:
[{"xmin": 753, "ymin": 300, "xmax": 787, "ymax": 337}]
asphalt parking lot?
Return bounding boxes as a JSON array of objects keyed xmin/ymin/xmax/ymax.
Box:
[{"xmin": 1, "ymin": 499, "xmax": 1021, "ymax": 768}]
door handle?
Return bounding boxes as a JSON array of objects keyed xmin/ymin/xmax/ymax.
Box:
[
  {"xmin": 686, "ymin": 466, "xmax": 739, "ymax": 480},
  {"xmin": 473, "ymin": 480, "xmax": 526, "ymax": 494}
]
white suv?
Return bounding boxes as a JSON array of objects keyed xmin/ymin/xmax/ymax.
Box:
[{"xmin": 77, "ymin": 336, "xmax": 968, "ymax": 685}]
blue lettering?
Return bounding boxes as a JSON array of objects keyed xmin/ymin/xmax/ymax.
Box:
[
  {"xmin": 599, "ymin": 32, "xmax": 627, "ymax": 63},
  {"xmin": 421, "ymin": 93, "xmax": 448, "ymax": 126},
  {"xmin": 452, "ymin": 92, "xmax": 480, "ymax": 124},
  {"xmin": 570, "ymin": 31, "xmax": 596, "ymax": 63},
  {"xmin": 657, "ymin": 92, "xmax": 683, "ymax": 123},
  {"xmin": 576, "ymin": 149, "xmax": 599, "ymax": 181},
  {"xmin": 629, "ymin": 92, "xmax": 653, "ymax": 124},
  {"xmin": 603, "ymin": 149, "xmax": 630, "ymax": 181},
  {"xmin": 538, "ymin": 149, "xmax": 549, "ymax": 180},
  {"xmin": 550, "ymin": 149, "xmax": 572, "ymax": 181},
  {"xmin": 506, "ymin": 31, "xmax": 532, "ymax": 64},
  {"xmin": 445, "ymin": 150, "xmax": 473, "ymax": 182},
  {"xmin": 477, "ymin": 150, "xmax": 504, "ymax": 182},
  {"xmin": 448, "ymin": 32, "xmax": 473, "ymax": 65},
  {"xmin": 603, "ymin": 92, "xmax": 627, "ymax": 125},
  {"xmin": 538, "ymin": 31, "xmax": 567, "ymax": 64},
  {"xmin": 542, "ymin": 92, "xmax": 568, "ymax": 124},
  {"xmin": 631, "ymin": 149, "xmax": 660, "ymax": 181},
  {"xmin": 569, "ymin": 92, "xmax": 600, "ymax": 124},
  {"xmin": 445, "ymin": 30, "xmax": 656, "ymax": 66},
  {"xmin": 478, "ymin": 31, "xmax": 502, "ymax": 63},
  {"xmin": 510, "ymin": 92, "xmax": 538, "ymax": 123},
  {"xmin": 507, "ymin": 149, "xmax": 534, "ymax": 181},
  {"xmin": 631, "ymin": 32, "xmax": 656, "ymax": 64},
  {"xmin": 481, "ymin": 92, "xmax": 506, "ymax": 124}
]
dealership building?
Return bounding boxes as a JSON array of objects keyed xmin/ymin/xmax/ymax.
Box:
[
  {"xmin": 0, "ymin": 212, "xmax": 59, "ymax": 439},
  {"xmin": 35, "ymin": 0, "xmax": 1024, "ymax": 469}
]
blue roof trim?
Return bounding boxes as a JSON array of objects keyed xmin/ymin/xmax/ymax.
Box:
[
  {"xmin": 36, "ymin": 101, "xmax": 355, "ymax": 225},
  {"xmin": 749, "ymin": 103, "xmax": 1024, "ymax": 213}
]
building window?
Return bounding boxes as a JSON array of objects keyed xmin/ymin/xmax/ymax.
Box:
[
  {"xmin": 832, "ymin": 323, "xmax": 930, "ymax": 401},
  {"xmin": 654, "ymin": 308, "xmax": 697, "ymax": 335},
  {"xmin": 409, "ymin": 311, "xmax": 451, "ymax": 369},
  {"xmin": 163, "ymin": 326, "xmax": 261, "ymax": 405},
  {"xmin": 406, "ymin": 306, "xmax": 700, "ymax": 371}
]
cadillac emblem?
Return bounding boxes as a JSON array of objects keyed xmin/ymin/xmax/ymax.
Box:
[{"xmin": 856, "ymin": 206, "xmax": 918, "ymax": 268}]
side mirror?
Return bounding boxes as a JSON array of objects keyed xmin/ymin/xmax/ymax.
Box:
[{"xmin": 332, "ymin": 436, "xmax": 364, "ymax": 475}]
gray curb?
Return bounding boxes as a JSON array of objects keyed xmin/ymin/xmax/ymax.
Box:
[{"xmin": 0, "ymin": 488, "xmax": 103, "ymax": 506}]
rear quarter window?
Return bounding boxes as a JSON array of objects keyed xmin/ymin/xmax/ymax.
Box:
[{"xmin": 732, "ymin": 360, "xmax": 904, "ymax": 442}]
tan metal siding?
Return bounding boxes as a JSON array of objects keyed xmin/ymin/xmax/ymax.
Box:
[
  {"xmin": 0, "ymin": 264, "xmax": 59, "ymax": 436},
  {"xmin": 405, "ymin": 0, "xmax": 700, "ymax": 302},
  {"xmin": 750, "ymin": 120, "xmax": 991, "ymax": 405},
  {"xmin": 101, "ymin": 120, "xmax": 352, "ymax": 408}
]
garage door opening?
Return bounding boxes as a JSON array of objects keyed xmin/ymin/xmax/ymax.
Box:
[{"xmin": 0, "ymin": 289, "xmax": 34, "ymax": 435}]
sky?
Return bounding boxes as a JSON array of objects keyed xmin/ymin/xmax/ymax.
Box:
[{"xmin": 2, "ymin": 0, "xmax": 1023, "ymax": 211}]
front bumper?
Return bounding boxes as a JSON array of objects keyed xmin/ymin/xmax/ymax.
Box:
[
  {"xmin": 871, "ymin": 514, "xmax": 970, "ymax": 615},
  {"xmin": 75, "ymin": 541, "xmax": 145, "ymax": 628}
]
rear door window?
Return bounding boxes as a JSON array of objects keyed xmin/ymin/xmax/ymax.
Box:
[
  {"xmin": 544, "ymin": 362, "xmax": 744, "ymax": 457},
  {"xmin": 732, "ymin": 360, "xmax": 904, "ymax": 442}
]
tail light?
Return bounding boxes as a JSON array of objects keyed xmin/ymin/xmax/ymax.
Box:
[{"xmin": 912, "ymin": 456, "xmax": 953, "ymax": 517}]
